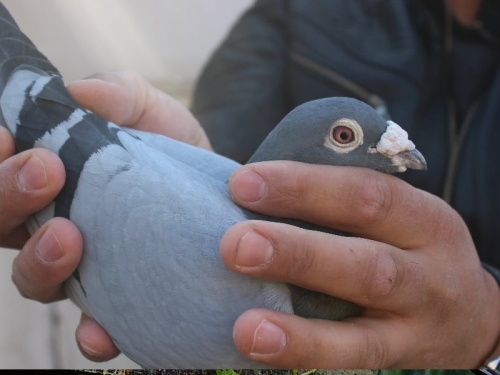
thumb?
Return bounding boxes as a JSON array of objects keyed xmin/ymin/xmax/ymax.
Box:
[{"xmin": 67, "ymin": 71, "xmax": 211, "ymax": 149}]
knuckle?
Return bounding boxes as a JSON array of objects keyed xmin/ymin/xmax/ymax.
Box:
[
  {"xmin": 425, "ymin": 271, "xmax": 462, "ymax": 322},
  {"xmin": 125, "ymin": 70, "xmax": 151, "ymax": 97},
  {"xmin": 259, "ymin": 165, "xmax": 307, "ymax": 213},
  {"xmin": 356, "ymin": 325, "xmax": 388, "ymax": 368},
  {"xmin": 349, "ymin": 173, "xmax": 394, "ymax": 229},
  {"xmin": 272, "ymin": 226, "xmax": 315, "ymax": 280},
  {"xmin": 11, "ymin": 259, "xmax": 59, "ymax": 303},
  {"xmin": 290, "ymin": 328, "xmax": 322, "ymax": 368},
  {"xmin": 268, "ymin": 187, "xmax": 300, "ymax": 215},
  {"xmin": 432, "ymin": 203, "xmax": 468, "ymax": 243},
  {"xmin": 272, "ymin": 177, "xmax": 304, "ymax": 203},
  {"xmin": 360, "ymin": 246, "xmax": 400, "ymax": 298},
  {"xmin": 12, "ymin": 246, "xmax": 43, "ymax": 290},
  {"xmin": 284, "ymin": 230, "xmax": 316, "ymax": 278},
  {"xmin": 11, "ymin": 271, "xmax": 34, "ymax": 301},
  {"xmin": 257, "ymin": 163, "xmax": 335, "ymax": 218},
  {"xmin": 416, "ymin": 192, "xmax": 468, "ymax": 247}
]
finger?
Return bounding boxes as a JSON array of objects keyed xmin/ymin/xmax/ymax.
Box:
[
  {"xmin": 220, "ymin": 220, "xmax": 425, "ymax": 311},
  {"xmin": 67, "ymin": 71, "xmax": 211, "ymax": 149},
  {"xmin": 11, "ymin": 217, "xmax": 83, "ymax": 303},
  {"xmin": 229, "ymin": 161, "xmax": 457, "ymax": 249},
  {"xmin": 0, "ymin": 149, "xmax": 65, "ymax": 237},
  {"xmin": 67, "ymin": 72, "xmax": 143, "ymax": 126},
  {"xmin": 232, "ymin": 309, "xmax": 414, "ymax": 368},
  {"xmin": 0, "ymin": 125, "xmax": 15, "ymax": 162},
  {"xmin": 76, "ymin": 314, "xmax": 120, "ymax": 362}
]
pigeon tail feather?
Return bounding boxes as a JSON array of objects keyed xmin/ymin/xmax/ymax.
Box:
[
  {"xmin": 0, "ymin": 3, "xmax": 136, "ymax": 225},
  {"xmin": 0, "ymin": 4, "xmax": 60, "ymax": 124}
]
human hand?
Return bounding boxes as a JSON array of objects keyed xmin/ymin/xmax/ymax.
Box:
[
  {"xmin": 5, "ymin": 71, "xmax": 210, "ymax": 362},
  {"xmin": 220, "ymin": 161, "xmax": 500, "ymax": 368}
]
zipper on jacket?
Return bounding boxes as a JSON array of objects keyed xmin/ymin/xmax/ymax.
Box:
[
  {"xmin": 441, "ymin": 5, "xmax": 480, "ymax": 204},
  {"xmin": 290, "ymin": 8, "xmax": 482, "ymax": 205},
  {"xmin": 442, "ymin": 99, "xmax": 479, "ymax": 204},
  {"xmin": 289, "ymin": 51, "xmax": 390, "ymax": 120}
]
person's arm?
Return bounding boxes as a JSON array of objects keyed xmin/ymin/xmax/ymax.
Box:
[
  {"xmin": 220, "ymin": 161, "xmax": 500, "ymax": 367},
  {"xmin": 191, "ymin": 0, "xmax": 290, "ymax": 163}
]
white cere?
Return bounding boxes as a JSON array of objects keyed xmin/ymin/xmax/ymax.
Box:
[{"xmin": 376, "ymin": 121, "xmax": 415, "ymax": 156}]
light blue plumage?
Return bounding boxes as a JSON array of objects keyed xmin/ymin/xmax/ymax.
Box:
[{"xmin": 64, "ymin": 131, "xmax": 294, "ymax": 367}]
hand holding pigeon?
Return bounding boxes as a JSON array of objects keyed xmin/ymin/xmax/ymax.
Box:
[
  {"xmin": 222, "ymin": 161, "xmax": 500, "ymax": 368},
  {"xmin": 3, "ymin": 0, "xmax": 500, "ymax": 367},
  {"xmin": 0, "ymin": 1, "xmax": 424, "ymax": 366},
  {"xmin": 10, "ymin": 71, "xmax": 498, "ymax": 369}
]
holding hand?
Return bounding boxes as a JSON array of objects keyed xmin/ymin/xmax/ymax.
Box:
[
  {"xmin": 221, "ymin": 161, "xmax": 500, "ymax": 368},
  {"xmin": 3, "ymin": 71, "xmax": 210, "ymax": 361},
  {"xmin": 5, "ymin": 70, "xmax": 500, "ymax": 367}
]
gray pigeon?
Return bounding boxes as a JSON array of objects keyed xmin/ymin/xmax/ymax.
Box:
[{"xmin": 0, "ymin": 3, "xmax": 426, "ymax": 369}]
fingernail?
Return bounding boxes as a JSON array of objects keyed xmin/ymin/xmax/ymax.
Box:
[
  {"xmin": 78, "ymin": 340, "xmax": 103, "ymax": 359},
  {"xmin": 231, "ymin": 170, "xmax": 267, "ymax": 202},
  {"xmin": 36, "ymin": 227, "xmax": 64, "ymax": 263},
  {"xmin": 251, "ymin": 320, "xmax": 287, "ymax": 355},
  {"xmin": 235, "ymin": 230, "xmax": 274, "ymax": 267},
  {"xmin": 17, "ymin": 155, "xmax": 48, "ymax": 191}
]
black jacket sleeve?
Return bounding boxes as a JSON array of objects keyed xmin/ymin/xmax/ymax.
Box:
[
  {"xmin": 483, "ymin": 263, "xmax": 500, "ymax": 288},
  {"xmin": 191, "ymin": 0, "xmax": 291, "ymax": 163}
]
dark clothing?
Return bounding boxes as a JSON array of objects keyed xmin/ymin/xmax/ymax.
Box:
[{"xmin": 191, "ymin": 0, "xmax": 500, "ymax": 268}]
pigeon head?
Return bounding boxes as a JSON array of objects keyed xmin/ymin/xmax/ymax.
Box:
[{"xmin": 248, "ymin": 97, "xmax": 426, "ymax": 174}]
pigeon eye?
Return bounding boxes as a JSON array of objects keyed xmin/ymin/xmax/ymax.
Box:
[
  {"xmin": 332, "ymin": 126, "xmax": 355, "ymax": 144},
  {"xmin": 325, "ymin": 118, "xmax": 364, "ymax": 153}
]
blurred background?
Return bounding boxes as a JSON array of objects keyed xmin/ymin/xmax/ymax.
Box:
[{"xmin": 0, "ymin": 0, "xmax": 253, "ymax": 369}]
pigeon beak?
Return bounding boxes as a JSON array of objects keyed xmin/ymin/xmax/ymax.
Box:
[
  {"xmin": 374, "ymin": 121, "xmax": 427, "ymax": 173},
  {"xmin": 390, "ymin": 148, "xmax": 427, "ymax": 172}
]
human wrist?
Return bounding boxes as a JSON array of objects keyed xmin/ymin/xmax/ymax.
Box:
[{"xmin": 483, "ymin": 324, "xmax": 500, "ymax": 369}]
